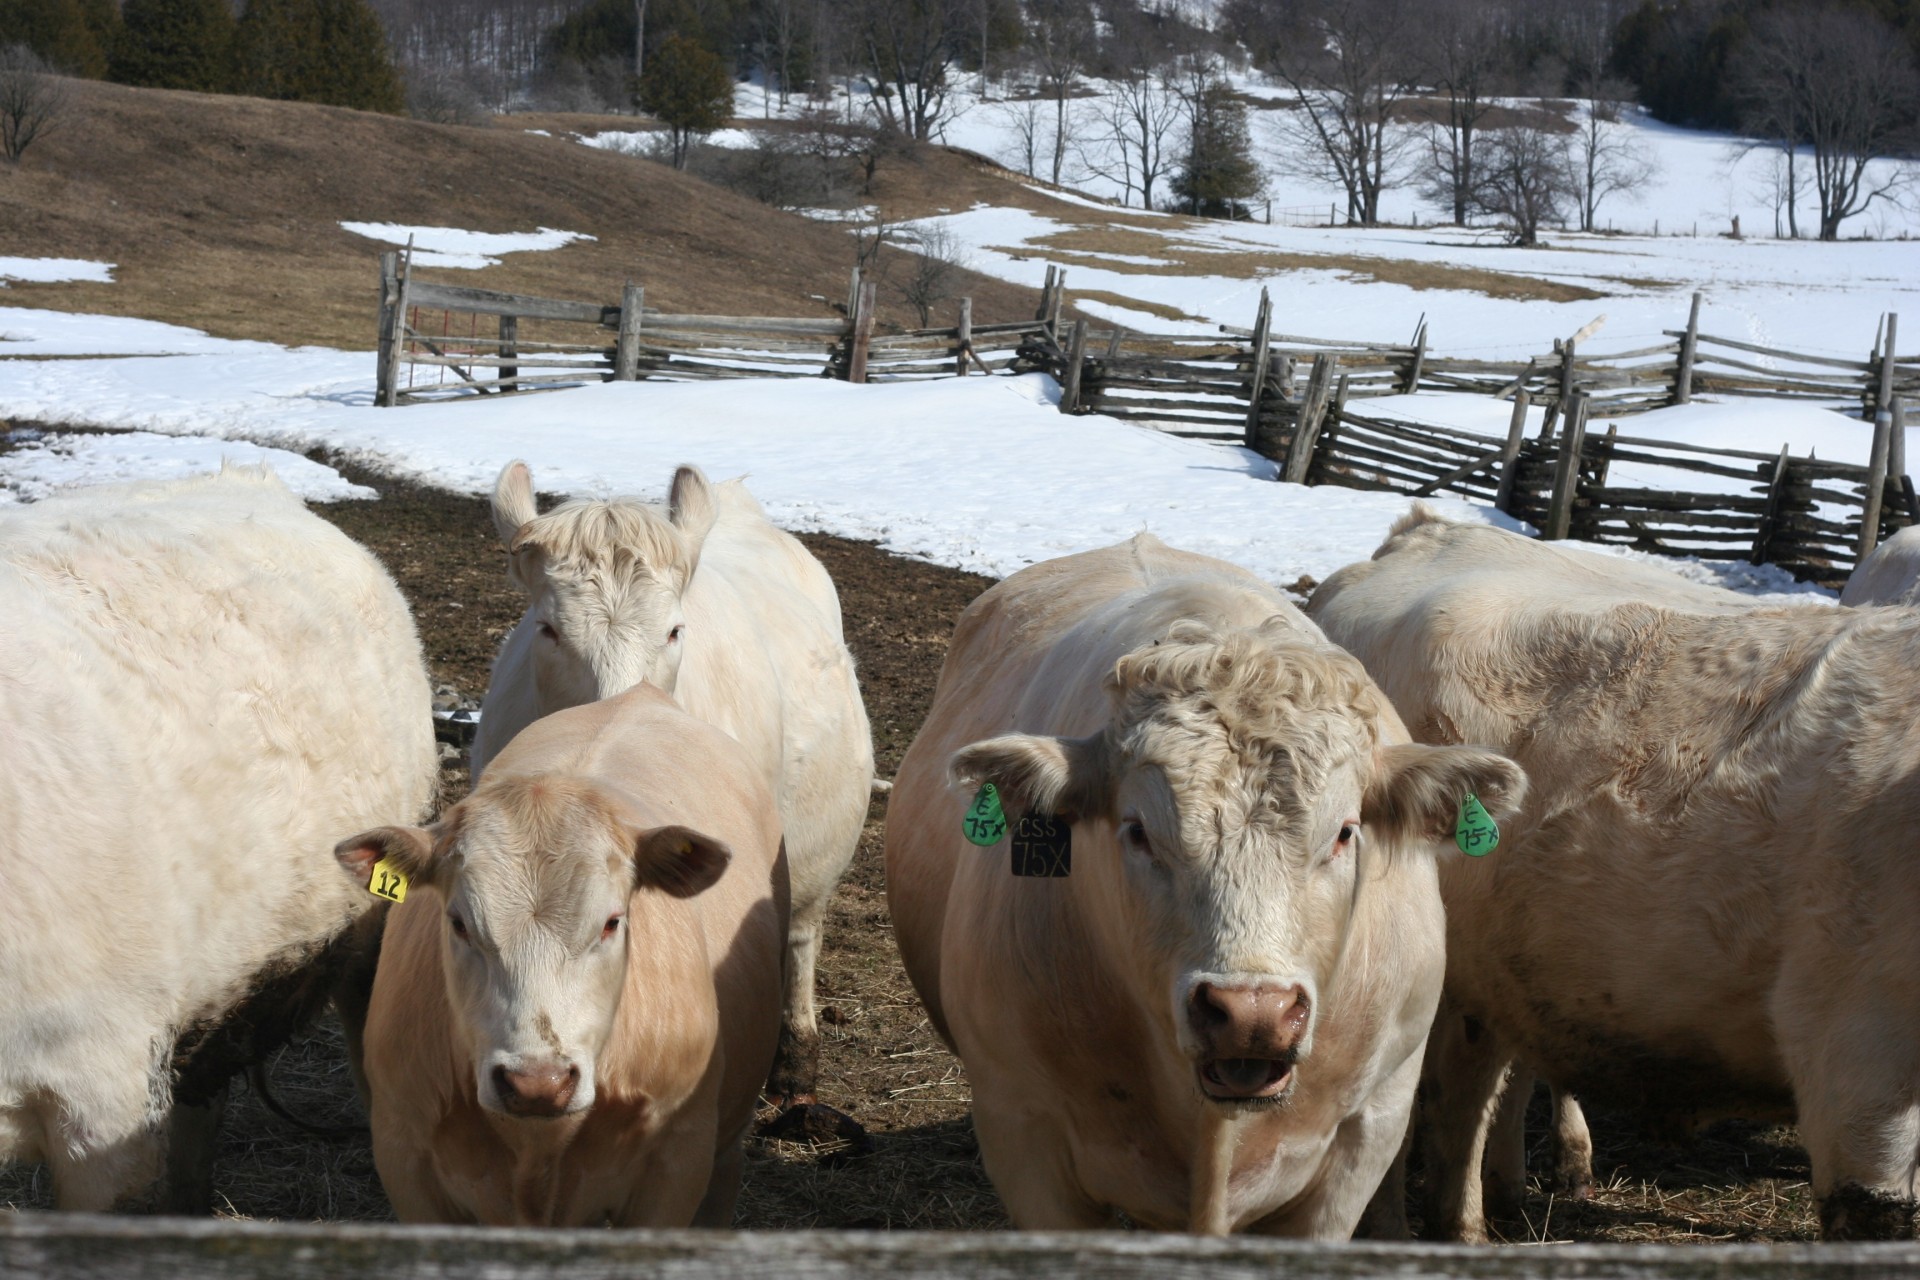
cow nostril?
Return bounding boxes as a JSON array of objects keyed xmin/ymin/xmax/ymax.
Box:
[
  {"xmin": 490, "ymin": 1064, "xmax": 518, "ymax": 1101},
  {"xmin": 1188, "ymin": 982, "xmax": 1232, "ymax": 1032}
]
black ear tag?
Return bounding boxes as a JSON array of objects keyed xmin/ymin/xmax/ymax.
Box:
[{"xmin": 1010, "ymin": 812, "xmax": 1071, "ymax": 877}]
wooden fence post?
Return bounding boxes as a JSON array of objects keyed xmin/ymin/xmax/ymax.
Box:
[
  {"xmin": 1048, "ymin": 271, "xmax": 1067, "ymax": 337},
  {"xmin": 1283, "ymin": 357, "xmax": 1337, "ymax": 486},
  {"xmin": 1037, "ymin": 265, "xmax": 1056, "ymax": 322},
  {"xmin": 498, "ymin": 314, "xmax": 519, "ymax": 392},
  {"xmin": 1894, "ymin": 397, "xmax": 1920, "ymax": 525},
  {"xmin": 375, "ymin": 251, "xmax": 397, "ymax": 407},
  {"xmin": 1673, "ymin": 291, "xmax": 1701, "ymax": 405},
  {"xmin": 1874, "ymin": 312, "xmax": 1899, "ymax": 421},
  {"xmin": 1060, "ymin": 318, "xmax": 1089, "ymax": 413},
  {"xmin": 848, "ymin": 281, "xmax": 877, "ymax": 384},
  {"xmin": 1860, "ymin": 407, "xmax": 1894, "ymax": 559},
  {"xmin": 614, "ymin": 284, "xmax": 645, "ymax": 381},
  {"xmin": 846, "ymin": 266, "xmax": 863, "ymax": 323},
  {"xmin": 1750, "ymin": 444, "xmax": 1792, "ymax": 565},
  {"xmin": 376, "ymin": 248, "xmax": 412, "ymax": 408},
  {"xmin": 1402, "ymin": 320, "xmax": 1427, "ymax": 394},
  {"xmin": 954, "ymin": 297, "xmax": 973, "ymax": 376},
  {"xmin": 1545, "ymin": 391, "xmax": 1589, "ymax": 541},
  {"xmin": 1494, "ymin": 389, "xmax": 1531, "ymax": 513},
  {"xmin": 1243, "ymin": 289, "xmax": 1273, "ymax": 446},
  {"xmin": 1558, "ymin": 338, "xmax": 1578, "ymax": 410}
]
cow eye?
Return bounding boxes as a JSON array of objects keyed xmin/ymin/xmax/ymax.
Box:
[
  {"xmin": 1335, "ymin": 823, "xmax": 1357, "ymax": 853},
  {"xmin": 1120, "ymin": 818, "xmax": 1151, "ymax": 855},
  {"xmin": 537, "ymin": 621, "xmax": 558, "ymax": 642},
  {"xmin": 449, "ymin": 913, "xmax": 470, "ymax": 941},
  {"xmin": 602, "ymin": 915, "xmax": 624, "ymax": 941},
  {"xmin": 667, "ymin": 624, "xmax": 684, "ymax": 644}
]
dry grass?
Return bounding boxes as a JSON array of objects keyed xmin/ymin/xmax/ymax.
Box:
[
  {"xmin": 998, "ymin": 225, "xmax": 1609, "ymax": 303},
  {"xmin": 0, "ymin": 80, "xmax": 1045, "ymax": 350},
  {"xmin": 1068, "ymin": 289, "xmax": 1204, "ymax": 323}
]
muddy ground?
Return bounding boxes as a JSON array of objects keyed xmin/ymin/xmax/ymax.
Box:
[{"xmin": 0, "ymin": 457, "xmax": 1821, "ymax": 1240}]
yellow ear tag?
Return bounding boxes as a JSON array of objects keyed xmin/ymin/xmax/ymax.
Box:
[{"xmin": 369, "ymin": 857, "xmax": 410, "ymax": 903}]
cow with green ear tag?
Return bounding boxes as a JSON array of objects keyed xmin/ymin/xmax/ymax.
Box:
[
  {"xmin": 334, "ymin": 682, "xmax": 788, "ymax": 1227},
  {"xmin": 885, "ymin": 533, "xmax": 1525, "ymax": 1238}
]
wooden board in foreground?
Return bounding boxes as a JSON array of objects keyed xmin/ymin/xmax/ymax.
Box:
[{"xmin": 4, "ymin": 1216, "xmax": 1920, "ymax": 1280}]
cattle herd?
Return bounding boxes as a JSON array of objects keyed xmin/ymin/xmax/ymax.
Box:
[{"xmin": 3, "ymin": 459, "xmax": 1918, "ymax": 1242}]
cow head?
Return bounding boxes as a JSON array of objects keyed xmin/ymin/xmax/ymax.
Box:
[
  {"xmin": 491, "ymin": 460, "xmax": 717, "ymax": 711},
  {"xmin": 951, "ymin": 619, "xmax": 1523, "ymax": 1108},
  {"xmin": 334, "ymin": 778, "xmax": 730, "ymax": 1119}
]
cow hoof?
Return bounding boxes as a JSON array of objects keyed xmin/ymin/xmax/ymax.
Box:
[
  {"xmin": 1821, "ymin": 1183, "xmax": 1918, "ymax": 1241},
  {"xmin": 756, "ymin": 1103, "xmax": 874, "ymax": 1165}
]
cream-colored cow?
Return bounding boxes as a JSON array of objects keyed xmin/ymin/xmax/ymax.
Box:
[
  {"xmin": 1843, "ymin": 525, "xmax": 1920, "ymax": 607},
  {"xmin": 886, "ymin": 535, "xmax": 1524, "ymax": 1235},
  {"xmin": 1311, "ymin": 505, "xmax": 1918, "ymax": 1240},
  {"xmin": 0, "ymin": 466, "xmax": 436, "ymax": 1212},
  {"xmin": 338, "ymin": 683, "xmax": 786, "ymax": 1226},
  {"xmin": 473, "ymin": 462, "xmax": 871, "ymax": 1111}
]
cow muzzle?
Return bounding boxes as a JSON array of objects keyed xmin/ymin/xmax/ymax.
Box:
[
  {"xmin": 1184, "ymin": 980, "xmax": 1311, "ymax": 1103},
  {"xmin": 488, "ymin": 1061, "xmax": 582, "ymax": 1118}
]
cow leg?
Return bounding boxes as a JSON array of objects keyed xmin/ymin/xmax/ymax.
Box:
[
  {"xmin": 46, "ymin": 1102, "xmax": 164, "ymax": 1213},
  {"xmin": 764, "ymin": 918, "xmax": 823, "ymax": 1111},
  {"xmin": 1482, "ymin": 1069, "xmax": 1531, "ymax": 1223},
  {"xmin": 159, "ymin": 1083, "xmax": 228, "ymax": 1215},
  {"xmin": 1796, "ymin": 1063, "xmax": 1920, "ymax": 1239},
  {"xmin": 1417, "ymin": 1004, "xmax": 1513, "ymax": 1243},
  {"xmin": 1551, "ymin": 1088, "xmax": 1594, "ymax": 1200}
]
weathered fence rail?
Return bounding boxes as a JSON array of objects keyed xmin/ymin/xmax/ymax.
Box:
[{"xmin": 9, "ymin": 1215, "xmax": 1920, "ymax": 1280}]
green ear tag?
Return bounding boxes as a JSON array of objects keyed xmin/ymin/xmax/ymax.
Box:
[
  {"xmin": 963, "ymin": 783, "xmax": 1008, "ymax": 846},
  {"xmin": 1455, "ymin": 793, "xmax": 1498, "ymax": 856}
]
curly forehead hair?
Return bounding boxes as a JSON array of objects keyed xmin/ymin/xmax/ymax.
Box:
[
  {"xmin": 513, "ymin": 498, "xmax": 693, "ymax": 590},
  {"xmin": 1105, "ymin": 620, "xmax": 1384, "ymax": 824}
]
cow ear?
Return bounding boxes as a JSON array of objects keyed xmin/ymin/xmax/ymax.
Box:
[
  {"xmin": 334, "ymin": 825, "xmax": 440, "ymax": 890},
  {"xmin": 492, "ymin": 460, "xmax": 538, "ymax": 549},
  {"xmin": 667, "ymin": 465, "xmax": 717, "ymax": 586},
  {"xmin": 1362, "ymin": 744, "xmax": 1527, "ymax": 850},
  {"xmin": 633, "ymin": 824, "xmax": 732, "ymax": 898},
  {"xmin": 949, "ymin": 733, "xmax": 1106, "ymax": 821}
]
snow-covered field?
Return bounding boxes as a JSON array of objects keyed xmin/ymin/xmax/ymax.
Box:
[
  {"xmin": 338, "ymin": 222, "xmax": 596, "ymax": 270},
  {"xmin": 0, "ymin": 305, "xmax": 1838, "ymax": 603}
]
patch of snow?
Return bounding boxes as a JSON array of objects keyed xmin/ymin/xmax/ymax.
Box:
[
  {"xmin": 0, "ymin": 307, "xmax": 286, "ymax": 357},
  {"xmin": 0, "ymin": 258, "xmax": 115, "ymax": 286},
  {"xmin": 338, "ymin": 222, "xmax": 597, "ymax": 270},
  {"xmin": 0, "ymin": 429, "xmax": 374, "ymax": 504}
]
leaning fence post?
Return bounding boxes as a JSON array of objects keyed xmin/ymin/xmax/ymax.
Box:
[
  {"xmin": 1048, "ymin": 271, "xmax": 1067, "ymax": 337},
  {"xmin": 1874, "ymin": 313, "xmax": 1899, "ymax": 422},
  {"xmin": 375, "ymin": 251, "xmax": 397, "ymax": 407},
  {"xmin": 377, "ymin": 247, "xmax": 412, "ymax": 408},
  {"xmin": 1545, "ymin": 391, "xmax": 1589, "ymax": 541},
  {"xmin": 954, "ymin": 297, "xmax": 972, "ymax": 376},
  {"xmin": 1037, "ymin": 265, "xmax": 1056, "ymax": 323},
  {"xmin": 848, "ymin": 281, "xmax": 877, "ymax": 384},
  {"xmin": 1402, "ymin": 320, "xmax": 1427, "ymax": 394},
  {"xmin": 1243, "ymin": 289, "xmax": 1273, "ymax": 446},
  {"xmin": 1494, "ymin": 389, "xmax": 1531, "ymax": 513},
  {"xmin": 1750, "ymin": 444, "xmax": 1792, "ymax": 565},
  {"xmin": 1860, "ymin": 408, "xmax": 1894, "ymax": 559},
  {"xmin": 1673, "ymin": 291, "xmax": 1701, "ymax": 405},
  {"xmin": 1060, "ymin": 318, "xmax": 1089, "ymax": 413},
  {"xmin": 1283, "ymin": 357, "xmax": 1336, "ymax": 486},
  {"xmin": 614, "ymin": 283, "xmax": 645, "ymax": 381}
]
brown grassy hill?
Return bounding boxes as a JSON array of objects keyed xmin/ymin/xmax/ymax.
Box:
[{"xmin": 0, "ymin": 80, "xmax": 1048, "ymax": 349}]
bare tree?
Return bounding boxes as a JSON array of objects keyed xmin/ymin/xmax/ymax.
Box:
[
  {"xmin": 1414, "ymin": 0, "xmax": 1508, "ymax": 227},
  {"xmin": 1569, "ymin": 89, "xmax": 1655, "ymax": 232},
  {"xmin": 1733, "ymin": 5, "xmax": 1919, "ymax": 241},
  {"xmin": 1473, "ymin": 124, "xmax": 1577, "ymax": 246},
  {"xmin": 0, "ymin": 46, "xmax": 71, "ymax": 168},
  {"xmin": 992, "ymin": 89, "xmax": 1047, "ymax": 178},
  {"xmin": 1269, "ymin": 0, "xmax": 1415, "ymax": 225},
  {"xmin": 899, "ymin": 222, "xmax": 971, "ymax": 324},
  {"xmin": 1026, "ymin": 0, "xmax": 1094, "ymax": 186},
  {"xmin": 1082, "ymin": 69, "xmax": 1182, "ymax": 208},
  {"xmin": 852, "ymin": 0, "xmax": 967, "ymax": 141}
]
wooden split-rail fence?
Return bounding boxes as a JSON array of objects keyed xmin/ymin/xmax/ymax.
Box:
[
  {"xmin": 375, "ymin": 255, "xmax": 1913, "ymax": 586},
  {"xmin": 12, "ymin": 1214, "xmax": 1920, "ymax": 1278},
  {"xmin": 374, "ymin": 253, "xmax": 1052, "ymax": 404}
]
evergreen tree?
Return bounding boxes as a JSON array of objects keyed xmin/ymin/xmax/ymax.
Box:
[
  {"xmin": 233, "ymin": 0, "xmax": 402, "ymax": 112},
  {"xmin": 110, "ymin": 0, "xmax": 235, "ymax": 92},
  {"xmin": 1171, "ymin": 82, "xmax": 1263, "ymax": 217},
  {"xmin": 638, "ymin": 32, "xmax": 732, "ymax": 169},
  {"xmin": 0, "ymin": 0, "xmax": 106, "ymax": 77}
]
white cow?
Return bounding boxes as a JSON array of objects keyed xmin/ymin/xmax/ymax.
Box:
[
  {"xmin": 0, "ymin": 466, "xmax": 436, "ymax": 1211},
  {"xmin": 473, "ymin": 462, "xmax": 871, "ymax": 1110},
  {"xmin": 1843, "ymin": 526, "xmax": 1920, "ymax": 607},
  {"xmin": 1311, "ymin": 505, "xmax": 1920, "ymax": 1240},
  {"xmin": 886, "ymin": 535, "xmax": 1525, "ymax": 1235},
  {"xmin": 339, "ymin": 683, "xmax": 787, "ymax": 1226}
]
